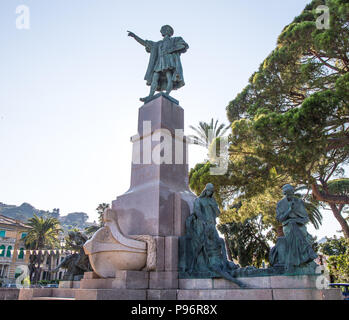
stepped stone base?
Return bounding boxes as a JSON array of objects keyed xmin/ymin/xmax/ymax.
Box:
[
  {"xmin": 18, "ymin": 287, "xmax": 342, "ymax": 300},
  {"xmin": 59, "ymin": 281, "xmax": 81, "ymax": 289},
  {"xmin": 18, "ymin": 288, "xmax": 77, "ymax": 300},
  {"xmin": 17, "ymin": 274, "xmax": 343, "ymax": 300},
  {"xmin": 0, "ymin": 289, "xmax": 20, "ymax": 300}
]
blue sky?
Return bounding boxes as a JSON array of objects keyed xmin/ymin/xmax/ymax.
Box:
[{"xmin": 0, "ymin": 0, "xmax": 344, "ymax": 238}]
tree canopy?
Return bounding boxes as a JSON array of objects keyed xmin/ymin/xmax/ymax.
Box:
[{"xmin": 222, "ymin": 0, "xmax": 349, "ymax": 237}]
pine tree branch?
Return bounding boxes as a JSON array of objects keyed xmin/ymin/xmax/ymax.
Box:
[
  {"xmin": 312, "ymin": 182, "xmax": 349, "ymax": 205},
  {"xmin": 309, "ymin": 49, "xmax": 344, "ymax": 74}
]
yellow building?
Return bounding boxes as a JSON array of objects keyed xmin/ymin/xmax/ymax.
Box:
[{"xmin": 0, "ymin": 215, "xmax": 30, "ymax": 284}]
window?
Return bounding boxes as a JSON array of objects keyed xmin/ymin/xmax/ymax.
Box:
[
  {"xmin": 0, "ymin": 245, "xmax": 5, "ymax": 257},
  {"xmin": 21, "ymin": 233, "xmax": 27, "ymax": 239},
  {"xmin": 0, "ymin": 230, "xmax": 6, "ymax": 238},
  {"xmin": 6, "ymin": 246, "xmax": 12, "ymax": 258},
  {"xmin": 18, "ymin": 248, "xmax": 24, "ymax": 260}
]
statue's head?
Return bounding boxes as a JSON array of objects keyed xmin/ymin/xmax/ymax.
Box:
[
  {"xmin": 160, "ymin": 25, "xmax": 174, "ymax": 37},
  {"xmin": 282, "ymin": 184, "xmax": 294, "ymax": 196},
  {"xmin": 200, "ymin": 183, "xmax": 215, "ymax": 198}
]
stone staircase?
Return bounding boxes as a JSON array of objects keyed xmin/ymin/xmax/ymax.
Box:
[{"xmin": 19, "ymin": 288, "xmax": 77, "ymax": 300}]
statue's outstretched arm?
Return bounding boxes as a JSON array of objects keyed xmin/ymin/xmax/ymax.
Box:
[{"xmin": 127, "ymin": 31, "xmax": 146, "ymax": 47}]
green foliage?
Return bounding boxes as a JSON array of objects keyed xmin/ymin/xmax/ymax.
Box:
[
  {"xmin": 24, "ymin": 214, "xmax": 62, "ymax": 250},
  {"xmin": 319, "ymin": 236, "xmax": 348, "ymax": 255},
  {"xmin": 222, "ymin": 0, "xmax": 349, "ymax": 237},
  {"xmin": 327, "ymin": 254, "xmax": 349, "ymax": 283},
  {"xmin": 84, "ymin": 203, "xmax": 110, "ymax": 236},
  {"xmin": 189, "ymin": 162, "xmax": 233, "ymax": 207},
  {"xmin": 188, "ymin": 0, "xmax": 349, "ymax": 240},
  {"xmin": 189, "ymin": 118, "xmax": 229, "ymax": 149},
  {"xmin": 327, "ymin": 179, "xmax": 349, "ymax": 196},
  {"xmin": 320, "ymin": 237, "xmax": 349, "ymax": 282},
  {"xmin": 96, "ymin": 203, "xmax": 110, "ymax": 226},
  {"xmin": 227, "ymin": 0, "xmax": 349, "ymax": 176},
  {"xmin": 24, "ymin": 214, "xmax": 62, "ymax": 284},
  {"xmin": 189, "ymin": 163, "xmax": 323, "ymax": 238},
  {"xmin": 217, "ymin": 215, "xmax": 272, "ymax": 268}
]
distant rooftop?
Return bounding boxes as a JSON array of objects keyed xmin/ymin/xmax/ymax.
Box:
[{"xmin": 0, "ymin": 214, "xmax": 31, "ymax": 229}]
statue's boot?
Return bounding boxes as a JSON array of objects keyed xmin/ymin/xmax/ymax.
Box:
[{"xmin": 140, "ymin": 93, "xmax": 155, "ymax": 102}]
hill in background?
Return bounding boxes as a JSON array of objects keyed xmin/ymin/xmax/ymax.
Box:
[{"xmin": 0, "ymin": 202, "xmax": 96, "ymax": 231}]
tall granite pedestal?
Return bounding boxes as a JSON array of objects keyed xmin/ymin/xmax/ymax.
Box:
[{"xmin": 112, "ymin": 94, "xmax": 196, "ymax": 281}]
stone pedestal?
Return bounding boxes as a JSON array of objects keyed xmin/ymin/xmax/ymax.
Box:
[
  {"xmin": 113, "ymin": 95, "xmax": 195, "ymax": 237},
  {"xmin": 112, "ymin": 95, "xmax": 196, "ymax": 272},
  {"xmin": 58, "ymin": 281, "xmax": 80, "ymax": 289}
]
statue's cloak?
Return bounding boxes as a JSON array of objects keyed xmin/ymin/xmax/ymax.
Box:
[
  {"xmin": 273, "ymin": 196, "xmax": 317, "ymax": 268},
  {"xmin": 144, "ymin": 37, "xmax": 188, "ymax": 91},
  {"xmin": 276, "ymin": 197, "xmax": 309, "ymax": 226}
]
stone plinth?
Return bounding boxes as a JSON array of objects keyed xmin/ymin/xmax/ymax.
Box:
[
  {"xmin": 179, "ymin": 275, "xmax": 324, "ymax": 290},
  {"xmin": 59, "ymin": 281, "xmax": 81, "ymax": 289},
  {"xmin": 0, "ymin": 289, "xmax": 20, "ymax": 300},
  {"xmin": 110, "ymin": 95, "xmax": 196, "ymax": 274},
  {"xmin": 17, "ymin": 274, "xmax": 344, "ymax": 300},
  {"xmin": 112, "ymin": 95, "xmax": 196, "ymax": 239},
  {"xmin": 17, "ymin": 286, "xmax": 342, "ymax": 300},
  {"xmin": 80, "ymin": 271, "xmax": 149, "ymax": 289}
]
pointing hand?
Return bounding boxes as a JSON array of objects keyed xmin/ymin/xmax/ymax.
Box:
[{"xmin": 127, "ymin": 31, "xmax": 135, "ymax": 38}]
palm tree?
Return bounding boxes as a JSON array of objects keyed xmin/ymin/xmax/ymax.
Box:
[
  {"xmin": 24, "ymin": 214, "xmax": 62, "ymax": 283},
  {"xmin": 188, "ymin": 118, "xmax": 230, "ymax": 149},
  {"xmin": 84, "ymin": 203, "xmax": 110, "ymax": 237}
]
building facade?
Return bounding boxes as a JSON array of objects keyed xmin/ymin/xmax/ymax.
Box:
[
  {"xmin": 0, "ymin": 215, "xmax": 67, "ymax": 284},
  {"xmin": 0, "ymin": 215, "xmax": 30, "ymax": 284}
]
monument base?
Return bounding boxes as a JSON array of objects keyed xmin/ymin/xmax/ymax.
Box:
[
  {"xmin": 58, "ymin": 280, "xmax": 81, "ymax": 289},
  {"xmin": 19, "ymin": 273, "xmax": 342, "ymax": 300},
  {"xmin": 18, "ymin": 275, "xmax": 343, "ymax": 300}
]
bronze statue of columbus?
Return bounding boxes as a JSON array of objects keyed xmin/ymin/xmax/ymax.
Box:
[{"xmin": 127, "ymin": 25, "xmax": 189, "ymax": 103}]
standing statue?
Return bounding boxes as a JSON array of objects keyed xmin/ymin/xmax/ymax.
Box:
[
  {"xmin": 127, "ymin": 25, "xmax": 189, "ymax": 103},
  {"xmin": 269, "ymin": 184, "xmax": 318, "ymax": 273},
  {"xmin": 179, "ymin": 183, "xmax": 247, "ymax": 287}
]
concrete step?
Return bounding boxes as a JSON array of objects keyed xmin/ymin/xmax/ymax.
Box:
[{"xmin": 51, "ymin": 288, "xmax": 76, "ymax": 298}]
